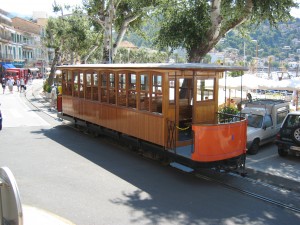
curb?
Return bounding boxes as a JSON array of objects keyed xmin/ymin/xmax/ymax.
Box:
[
  {"xmin": 23, "ymin": 205, "xmax": 76, "ymax": 225},
  {"xmin": 245, "ymin": 167, "xmax": 300, "ymax": 193}
]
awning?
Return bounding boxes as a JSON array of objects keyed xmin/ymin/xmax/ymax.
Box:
[
  {"xmin": 2, "ymin": 64, "xmax": 16, "ymax": 69},
  {"xmin": 28, "ymin": 68, "xmax": 39, "ymax": 72}
]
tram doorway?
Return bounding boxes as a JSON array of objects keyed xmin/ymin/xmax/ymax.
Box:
[{"xmin": 177, "ymin": 78, "xmax": 193, "ymax": 142}]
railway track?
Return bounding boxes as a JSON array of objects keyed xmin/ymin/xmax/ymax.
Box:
[{"xmin": 194, "ymin": 170, "xmax": 300, "ymax": 214}]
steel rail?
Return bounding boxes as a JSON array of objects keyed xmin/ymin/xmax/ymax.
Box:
[{"xmin": 195, "ymin": 172, "xmax": 300, "ymax": 214}]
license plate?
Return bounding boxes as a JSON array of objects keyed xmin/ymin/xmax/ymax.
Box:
[{"xmin": 290, "ymin": 146, "xmax": 300, "ymax": 151}]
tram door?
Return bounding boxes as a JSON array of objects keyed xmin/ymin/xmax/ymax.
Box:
[{"xmin": 177, "ymin": 78, "xmax": 193, "ymax": 142}]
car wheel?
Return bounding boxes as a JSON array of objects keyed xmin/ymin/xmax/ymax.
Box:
[
  {"xmin": 248, "ymin": 139, "xmax": 260, "ymax": 155},
  {"xmin": 278, "ymin": 148, "xmax": 288, "ymax": 157},
  {"xmin": 291, "ymin": 126, "xmax": 300, "ymax": 145}
]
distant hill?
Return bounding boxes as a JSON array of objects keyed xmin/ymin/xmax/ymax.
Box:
[
  {"xmin": 212, "ymin": 19, "xmax": 300, "ymax": 61},
  {"xmin": 124, "ymin": 18, "xmax": 300, "ymax": 62}
]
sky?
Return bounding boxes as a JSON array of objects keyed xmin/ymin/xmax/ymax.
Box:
[
  {"xmin": 1, "ymin": 0, "xmax": 300, "ymax": 18},
  {"xmin": 1, "ymin": 0, "xmax": 83, "ymax": 17}
]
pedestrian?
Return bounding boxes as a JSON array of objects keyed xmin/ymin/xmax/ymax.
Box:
[
  {"xmin": 7, "ymin": 78, "xmax": 13, "ymax": 93},
  {"xmin": 50, "ymin": 84, "xmax": 57, "ymax": 110},
  {"xmin": 1, "ymin": 78, "xmax": 6, "ymax": 94},
  {"xmin": 16, "ymin": 78, "xmax": 20, "ymax": 92},
  {"xmin": 20, "ymin": 77, "xmax": 25, "ymax": 92}
]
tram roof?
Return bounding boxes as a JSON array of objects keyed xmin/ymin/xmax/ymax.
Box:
[{"xmin": 57, "ymin": 63, "xmax": 248, "ymax": 72}]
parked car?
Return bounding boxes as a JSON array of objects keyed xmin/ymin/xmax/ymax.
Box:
[
  {"xmin": 241, "ymin": 99, "xmax": 289, "ymax": 155},
  {"xmin": 275, "ymin": 111, "xmax": 300, "ymax": 157}
]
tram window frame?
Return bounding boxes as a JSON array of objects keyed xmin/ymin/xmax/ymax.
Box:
[
  {"xmin": 79, "ymin": 72, "xmax": 84, "ymax": 98},
  {"xmin": 100, "ymin": 72, "xmax": 108, "ymax": 103},
  {"xmin": 108, "ymin": 72, "xmax": 116, "ymax": 104},
  {"xmin": 196, "ymin": 78, "xmax": 215, "ymax": 102},
  {"xmin": 62, "ymin": 70, "xmax": 68, "ymax": 96},
  {"xmin": 67, "ymin": 70, "xmax": 73, "ymax": 96},
  {"xmin": 139, "ymin": 73, "xmax": 150, "ymax": 111},
  {"xmin": 73, "ymin": 71, "xmax": 79, "ymax": 97},
  {"xmin": 169, "ymin": 78, "xmax": 175, "ymax": 105},
  {"xmin": 92, "ymin": 71, "xmax": 99, "ymax": 101},
  {"xmin": 128, "ymin": 73, "xmax": 137, "ymax": 108},
  {"xmin": 151, "ymin": 74, "xmax": 163, "ymax": 113},
  {"xmin": 85, "ymin": 72, "xmax": 92, "ymax": 100},
  {"xmin": 118, "ymin": 73, "xmax": 127, "ymax": 107}
]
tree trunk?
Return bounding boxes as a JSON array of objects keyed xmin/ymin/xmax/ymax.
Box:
[{"xmin": 48, "ymin": 48, "xmax": 60, "ymax": 85}]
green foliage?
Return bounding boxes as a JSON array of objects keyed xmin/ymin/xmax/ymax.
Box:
[
  {"xmin": 43, "ymin": 80, "xmax": 51, "ymax": 93},
  {"xmin": 114, "ymin": 47, "xmax": 169, "ymax": 63},
  {"xmin": 216, "ymin": 18, "xmax": 300, "ymax": 62},
  {"xmin": 154, "ymin": 0, "xmax": 298, "ymax": 62},
  {"xmin": 218, "ymin": 106, "xmax": 239, "ymax": 123}
]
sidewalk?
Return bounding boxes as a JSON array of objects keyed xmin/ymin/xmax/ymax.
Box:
[
  {"xmin": 25, "ymin": 79, "xmax": 58, "ymax": 119},
  {"xmin": 23, "ymin": 205, "xmax": 75, "ymax": 225}
]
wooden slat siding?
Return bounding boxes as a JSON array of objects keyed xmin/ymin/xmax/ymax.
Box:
[
  {"xmin": 194, "ymin": 103, "xmax": 216, "ymax": 124},
  {"xmin": 62, "ymin": 96, "xmax": 165, "ymax": 146}
]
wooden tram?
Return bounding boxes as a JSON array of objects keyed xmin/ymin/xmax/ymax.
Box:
[{"xmin": 57, "ymin": 63, "xmax": 248, "ymax": 172}]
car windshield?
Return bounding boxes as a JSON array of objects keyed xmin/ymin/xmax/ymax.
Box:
[{"xmin": 242, "ymin": 113, "xmax": 263, "ymax": 128}]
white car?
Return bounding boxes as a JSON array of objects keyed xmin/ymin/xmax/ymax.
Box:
[{"xmin": 241, "ymin": 99, "xmax": 289, "ymax": 154}]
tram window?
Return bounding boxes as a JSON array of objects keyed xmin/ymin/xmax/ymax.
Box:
[
  {"xmin": 73, "ymin": 72, "xmax": 79, "ymax": 97},
  {"xmin": 119, "ymin": 73, "xmax": 126, "ymax": 89},
  {"xmin": 169, "ymin": 79, "xmax": 175, "ymax": 104},
  {"xmin": 128, "ymin": 91, "xmax": 137, "ymax": 108},
  {"xmin": 62, "ymin": 71, "xmax": 67, "ymax": 95},
  {"xmin": 101, "ymin": 73, "xmax": 107, "ymax": 87},
  {"xmin": 152, "ymin": 74, "xmax": 163, "ymax": 113},
  {"xmin": 140, "ymin": 92, "xmax": 150, "ymax": 111},
  {"xmin": 92, "ymin": 72, "xmax": 98, "ymax": 101},
  {"xmin": 67, "ymin": 71, "xmax": 72, "ymax": 96},
  {"xmin": 100, "ymin": 73, "xmax": 107, "ymax": 102},
  {"xmin": 196, "ymin": 78, "xmax": 214, "ymax": 101},
  {"xmin": 129, "ymin": 73, "xmax": 136, "ymax": 90},
  {"xmin": 140, "ymin": 73, "xmax": 149, "ymax": 111},
  {"xmin": 152, "ymin": 74, "xmax": 162, "ymax": 93},
  {"xmin": 79, "ymin": 72, "xmax": 84, "ymax": 98},
  {"xmin": 109, "ymin": 73, "xmax": 115, "ymax": 87},
  {"xmin": 118, "ymin": 90, "xmax": 127, "ymax": 106},
  {"xmin": 109, "ymin": 73, "xmax": 116, "ymax": 104},
  {"xmin": 140, "ymin": 74, "xmax": 149, "ymax": 91},
  {"xmin": 86, "ymin": 73, "xmax": 92, "ymax": 100},
  {"xmin": 118, "ymin": 73, "xmax": 126, "ymax": 106}
]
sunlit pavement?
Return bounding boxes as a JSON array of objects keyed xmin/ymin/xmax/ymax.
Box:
[{"xmin": 23, "ymin": 205, "xmax": 75, "ymax": 225}]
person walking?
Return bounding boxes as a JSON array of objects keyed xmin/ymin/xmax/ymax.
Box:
[
  {"xmin": 20, "ymin": 77, "xmax": 25, "ymax": 92},
  {"xmin": 1, "ymin": 78, "xmax": 6, "ymax": 94},
  {"xmin": 16, "ymin": 78, "xmax": 20, "ymax": 92},
  {"xmin": 50, "ymin": 84, "xmax": 57, "ymax": 110},
  {"xmin": 7, "ymin": 78, "xmax": 13, "ymax": 93}
]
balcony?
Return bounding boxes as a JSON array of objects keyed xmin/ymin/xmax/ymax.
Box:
[{"xmin": 0, "ymin": 53, "xmax": 13, "ymax": 60}]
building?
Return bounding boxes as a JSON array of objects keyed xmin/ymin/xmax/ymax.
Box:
[{"xmin": 0, "ymin": 9, "xmax": 51, "ymax": 78}]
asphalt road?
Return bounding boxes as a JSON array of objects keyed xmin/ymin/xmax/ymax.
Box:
[{"xmin": 0, "ymin": 81, "xmax": 300, "ymax": 225}]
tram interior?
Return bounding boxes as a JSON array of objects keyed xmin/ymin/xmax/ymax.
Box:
[{"xmin": 178, "ymin": 78, "xmax": 193, "ymax": 141}]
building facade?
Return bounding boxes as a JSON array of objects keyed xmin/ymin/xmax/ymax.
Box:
[{"xmin": 0, "ymin": 9, "xmax": 52, "ymax": 78}]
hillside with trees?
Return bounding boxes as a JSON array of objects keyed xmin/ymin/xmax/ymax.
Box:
[{"xmin": 215, "ymin": 18, "xmax": 300, "ymax": 62}]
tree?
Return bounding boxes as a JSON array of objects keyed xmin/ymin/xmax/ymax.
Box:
[
  {"xmin": 44, "ymin": 5, "xmax": 100, "ymax": 85},
  {"xmin": 83, "ymin": 0, "xmax": 161, "ymax": 63},
  {"xmin": 155, "ymin": 0, "xmax": 298, "ymax": 62}
]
